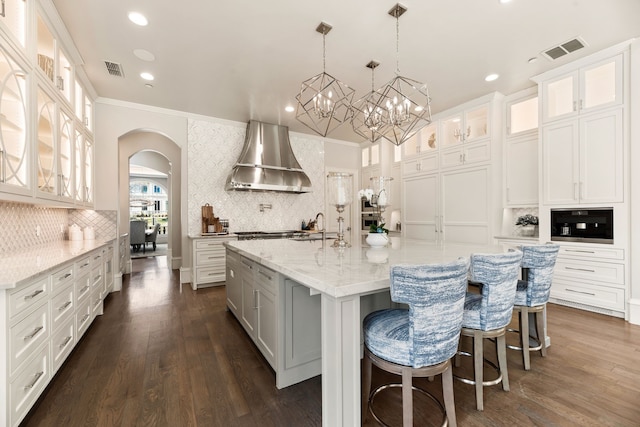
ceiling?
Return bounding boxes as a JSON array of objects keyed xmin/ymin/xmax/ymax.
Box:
[{"xmin": 52, "ymin": 0, "xmax": 640, "ymax": 143}]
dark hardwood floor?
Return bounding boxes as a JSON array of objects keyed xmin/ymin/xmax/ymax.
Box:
[{"xmin": 21, "ymin": 256, "xmax": 640, "ymax": 426}]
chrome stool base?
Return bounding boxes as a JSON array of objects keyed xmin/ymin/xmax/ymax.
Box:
[
  {"xmin": 369, "ymin": 383, "xmax": 448, "ymax": 427},
  {"xmin": 453, "ymin": 351, "xmax": 503, "ymax": 387}
]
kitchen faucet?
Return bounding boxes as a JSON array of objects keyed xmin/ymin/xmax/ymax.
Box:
[{"xmin": 315, "ymin": 212, "xmax": 326, "ymax": 244}]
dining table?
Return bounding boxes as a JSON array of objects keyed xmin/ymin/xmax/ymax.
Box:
[{"xmin": 224, "ymin": 236, "xmax": 506, "ymax": 426}]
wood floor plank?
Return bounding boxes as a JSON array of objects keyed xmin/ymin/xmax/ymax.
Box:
[{"xmin": 20, "ymin": 256, "xmax": 640, "ymax": 426}]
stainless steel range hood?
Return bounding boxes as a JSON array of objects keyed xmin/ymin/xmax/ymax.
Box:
[{"xmin": 225, "ymin": 120, "xmax": 312, "ymax": 193}]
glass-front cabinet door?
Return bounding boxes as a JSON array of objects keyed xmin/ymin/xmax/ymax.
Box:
[
  {"xmin": 404, "ymin": 122, "xmax": 437, "ymax": 158},
  {"xmin": 59, "ymin": 111, "xmax": 73, "ymax": 200},
  {"xmin": 84, "ymin": 136, "xmax": 93, "ymax": 204},
  {"xmin": 441, "ymin": 105, "xmax": 489, "ymax": 148},
  {"xmin": 57, "ymin": 47, "xmax": 72, "ymax": 103},
  {"xmin": 37, "ymin": 87, "xmax": 56, "ymax": 195},
  {"xmin": 541, "ymin": 54, "xmax": 622, "ymax": 123},
  {"xmin": 84, "ymin": 95, "xmax": 93, "ymax": 132},
  {"xmin": 37, "ymin": 14, "xmax": 55, "ymax": 84},
  {"xmin": 74, "ymin": 129, "xmax": 83, "ymax": 203},
  {"xmin": 0, "ymin": 46, "xmax": 28, "ymax": 192},
  {"xmin": 0, "ymin": 0, "xmax": 27, "ymax": 48}
]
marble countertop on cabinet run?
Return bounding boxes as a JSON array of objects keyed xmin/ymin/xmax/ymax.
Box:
[
  {"xmin": 0, "ymin": 239, "xmax": 113, "ymax": 289},
  {"xmin": 494, "ymin": 235, "xmax": 541, "ymax": 242},
  {"xmin": 224, "ymin": 237, "xmax": 505, "ymax": 299}
]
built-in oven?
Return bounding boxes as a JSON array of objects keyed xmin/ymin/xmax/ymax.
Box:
[
  {"xmin": 550, "ymin": 208, "xmax": 613, "ymax": 244},
  {"xmin": 362, "ymin": 213, "xmax": 379, "ymax": 231},
  {"xmin": 361, "ymin": 198, "xmax": 375, "ymax": 213}
]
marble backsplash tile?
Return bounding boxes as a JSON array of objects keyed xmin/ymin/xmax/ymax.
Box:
[
  {"xmin": 0, "ymin": 201, "xmax": 117, "ymax": 256},
  {"xmin": 0, "ymin": 201, "xmax": 68, "ymax": 255}
]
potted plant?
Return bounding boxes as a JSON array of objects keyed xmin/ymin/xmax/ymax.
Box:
[{"xmin": 516, "ymin": 214, "xmax": 538, "ymax": 236}]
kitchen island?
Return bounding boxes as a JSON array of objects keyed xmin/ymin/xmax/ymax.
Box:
[{"xmin": 224, "ymin": 237, "xmax": 505, "ymax": 427}]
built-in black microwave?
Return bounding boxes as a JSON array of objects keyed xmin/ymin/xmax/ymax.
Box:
[{"xmin": 550, "ymin": 208, "xmax": 613, "ymax": 244}]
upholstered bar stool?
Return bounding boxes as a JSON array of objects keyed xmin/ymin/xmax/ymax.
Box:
[
  {"xmin": 453, "ymin": 250, "xmax": 523, "ymax": 411},
  {"xmin": 362, "ymin": 258, "xmax": 469, "ymax": 427},
  {"xmin": 509, "ymin": 244, "xmax": 560, "ymax": 370}
]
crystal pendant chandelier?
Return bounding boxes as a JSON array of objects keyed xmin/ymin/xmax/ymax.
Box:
[
  {"xmin": 350, "ymin": 61, "xmax": 392, "ymax": 142},
  {"xmin": 374, "ymin": 4, "xmax": 432, "ymax": 146},
  {"xmin": 295, "ymin": 22, "xmax": 355, "ymax": 137}
]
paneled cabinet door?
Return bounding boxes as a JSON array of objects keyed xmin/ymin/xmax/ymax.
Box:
[
  {"xmin": 0, "ymin": 46, "xmax": 28, "ymax": 194},
  {"xmin": 440, "ymin": 166, "xmax": 490, "ymax": 245},
  {"xmin": 402, "ymin": 173, "xmax": 439, "ymax": 242},
  {"xmin": 505, "ymin": 135, "xmax": 538, "ymax": 206},
  {"xmin": 542, "ymin": 108, "xmax": 623, "ymax": 205}
]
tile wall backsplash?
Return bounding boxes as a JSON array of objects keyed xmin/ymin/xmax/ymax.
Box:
[
  {"xmin": 0, "ymin": 201, "xmax": 68, "ymax": 254},
  {"xmin": 69, "ymin": 209, "xmax": 118, "ymax": 241},
  {"xmin": 187, "ymin": 119, "xmax": 324, "ymax": 235}
]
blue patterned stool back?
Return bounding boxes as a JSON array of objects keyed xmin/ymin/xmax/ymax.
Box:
[
  {"xmin": 464, "ymin": 250, "xmax": 523, "ymax": 331},
  {"xmin": 517, "ymin": 244, "xmax": 560, "ymax": 307},
  {"xmin": 388, "ymin": 257, "xmax": 469, "ymax": 368}
]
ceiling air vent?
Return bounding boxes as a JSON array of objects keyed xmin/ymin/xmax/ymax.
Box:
[
  {"xmin": 104, "ymin": 61, "xmax": 125, "ymax": 77},
  {"xmin": 542, "ymin": 37, "xmax": 587, "ymax": 61}
]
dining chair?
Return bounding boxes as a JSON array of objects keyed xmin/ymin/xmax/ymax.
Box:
[
  {"xmin": 453, "ymin": 250, "xmax": 523, "ymax": 411},
  {"xmin": 362, "ymin": 258, "xmax": 469, "ymax": 427},
  {"xmin": 509, "ymin": 244, "xmax": 560, "ymax": 370}
]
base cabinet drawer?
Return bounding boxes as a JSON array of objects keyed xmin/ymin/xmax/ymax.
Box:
[
  {"xmin": 9, "ymin": 277, "xmax": 49, "ymax": 320},
  {"xmin": 195, "ymin": 266, "xmax": 226, "ymax": 284},
  {"xmin": 51, "ymin": 284, "xmax": 74, "ymax": 331},
  {"xmin": 551, "ymin": 278, "xmax": 625, "ymax": 311},
  {"xmin": 554, "ymin": 258, "xmax": 624, "ymax": 285},
  {"xmin": 10, "ymin": 302, "xmax": 49, "ymax": 376},
  {"xmin": 10, "ymin": 343, "xmax": 49, "ymax": 427},
  {"xmin": 51, "ymin": 317, "xmax": 75, "ymax": 374},
  {"xmin": 76, "ymin": 298, "xmax": 93, "ymax": 339}
]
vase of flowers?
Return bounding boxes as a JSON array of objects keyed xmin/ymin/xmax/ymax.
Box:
[
  {"xmin": 359, "ymin": 177, "xmax": 393, "ymax": 248},
  {"xmin": 516, "ymin": 214, "xmax": 538, "ymax": 237}
]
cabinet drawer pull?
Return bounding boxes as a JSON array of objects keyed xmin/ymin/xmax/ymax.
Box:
[
  {"xmin": 24, "ymin": 371, "xmax": 44, "ymax": 390},
  {"xmin": 60, "ymin": 335, "xmax": 72, "ymax": 348},
  {"xmin": 58, "ymin": 301, "xmax": 72, "ymax": 311},
  {"xmin": 258, "ymin": 270, "xmax": 272, "ymax": 281},
  {"xmin": 94, "ymin": 255, "xmax": 101, "ymax": 260},
  {"xmin": 565, "ymin": 249, "xmax": 595, "ymax": 254},
  {"xmin": 59, "ymin": 273, "xmax": 72, "ymax": 281},
  {"xmin": 24, "ymin": 326, "xmax": 44, "ymax": 340},
  {"xmin": 81, "ymin": 262, "xmax": 90, "ymax": 268},
  {"xmin": 207, "ymin": 255, "xmax": 222, "ymax": 260},
  {"xmin": 80, "ymin": 285, "xmax": 90, "ymax": 294},
  {"xmin": 0, "ymin": 1, "xmax": 5, "ymax": 19},
  {"xmin": 242, "ymin": 261, "xmax": 253, "ymax": 269},
  {"xmin": 564, "ymin": 266, "xmax": 596, "ymax": 273},
  {"xmin": 24, "ymin": 289, "xmax": 44, "ymax": 300},
  {"xmin": 81, "ymin": 314, "xmax": 90, "ymax": 323},
  {"xmin": 253, "ymin": 289, "xmax": 259, "ymax": 309},
  {"xmin": 565, "ymin": 288, "xmax": 596, "ymax": 296},
  {"xmin": 94, "ymin": 274, "xmax": 102, "ymax": 282}
]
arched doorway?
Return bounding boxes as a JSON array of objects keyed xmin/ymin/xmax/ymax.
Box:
[{"xmin": 118, "ymin": 130, "xmax": 182, "ymax": 273}]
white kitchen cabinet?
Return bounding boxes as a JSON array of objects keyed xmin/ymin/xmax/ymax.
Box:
[
  {"xmin": 505, "ymin": 135, "xmax": 538, "ymax": 206},
  {"xmin": 0, "ymin": 45, "xmax": 29, "ymax": 196},
  {"xmin": 542, "ymin": 108, "xmax": 623, "ymax": 205},
  {"xmin": 361, "ymin": 143, "xmax": 380, "ymax": 168},
  {"xmin": 440, "ymin": 103, "xmax": 490, "ymax": 148},
  {"xmin": 191, "ymin": 236, "xmax": 234, "ymax": 289},
  {"xmin": 225, "ymin": 248, "xmax": 322, "ymax": 389},
  {"xmin": 0, "ymin": 0, "xmax": 27, "ymax": 48},
  {"xmin": 402, "ymin": 173, "xmax": 439, "ymax": 241},
  {"xmin": 540, "ymin": 54, "xmax": 623, "ymax": 124},
  {"xmin": 440, "ymin": 166, "xmax": 490, "ymax": 244},
  {"xmin": 506, "ymin": 92, "xmax": 538, "ymax": 137},
  {"xmin": 225, "ymin": 249, "xmax": 242, "ymax": 317},
  {"xmin": 402, "ymin": 153, "xmax": 438, "ymax": 178},
  {"xmin": 550, "ymin": 244, "xmax": 626, "ymax": 318},
  {"xmin": 439, "ymin": 139, "xmax": 491, "ymax": 170},
  {"xmin": 403, "ymin": 122, "xmax": 438, "ymax": 158}
]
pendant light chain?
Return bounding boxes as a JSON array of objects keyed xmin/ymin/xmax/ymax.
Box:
[
  {"xmin": 322, "ymin": 30, "xmax": 326, "ymax": 73},
  {"xmin": 395, "ymin": 13, "xmax": 400, "ymax": 75}
]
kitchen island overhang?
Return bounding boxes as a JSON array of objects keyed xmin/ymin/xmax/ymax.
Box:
[{"xmin": 223, "ymin": 237, "xmax": 505, "ymax": 426}]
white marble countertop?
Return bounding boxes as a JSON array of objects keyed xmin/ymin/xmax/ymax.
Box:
[
  {"xmin": 0, "ymin": 239, "xmax": 114, "ymax": 289},
  {"xmin": 494, "ymin": 235, "xmax": 541, "ymax": 242},
  {"xmin": 188, "ymin": 233, "xmax": 235, "ymax": 239},
  {"xmin": 225, "ymin": 237, "xmax": 505, "ymax": 298}
]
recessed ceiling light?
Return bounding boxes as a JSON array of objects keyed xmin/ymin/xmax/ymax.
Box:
[
  {"xmin": 128, "ymin": 12, "xmax": 148, "ymax": 26},
  {"xmin": 140, "ymin": 72, "xmax": 154, "ymax": 81},
  {"xmin": 499, "ymin": 0, "xmax": 512, "ymax": 4},
  {"xmin": 485, "ymin": 73, "xmax": 499, "ymax": 82},
  {"xmin": 133, "ymin": 49, "xmax": 155, "ymax": 62},
  {"xmin": 285, "ymin": 106, "xmax": 295, "ymax": 113}
]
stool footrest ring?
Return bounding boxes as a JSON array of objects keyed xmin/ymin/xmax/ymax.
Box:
[
  {"xmin": 369, "ymin": 383, "xmax": 448, "ymax": 427},
  {"xmin": 453, "ymin": 351, "xmax": 503, "ymax": 387}
]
